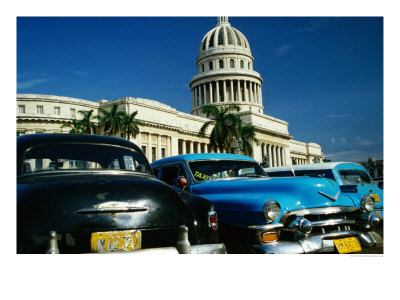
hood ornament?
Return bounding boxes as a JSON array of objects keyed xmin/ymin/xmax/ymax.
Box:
[{"xmin": 318, "ymin": 191, "xmax": 340, "ymax": 202}]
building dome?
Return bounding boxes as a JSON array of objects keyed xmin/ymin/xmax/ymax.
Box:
[
  {"xmin": 190, "ymin": 17, "xmax": 264, "ymax": 117},
  {"xmin": 198, "ymin": 17, "xmax": 252, "ymax": 61}
]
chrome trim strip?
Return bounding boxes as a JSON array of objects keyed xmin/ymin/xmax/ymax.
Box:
[
  {"xmin": 280, "ymin": 206, "xmax": 359, "ymax": 224},
  {"xmin": 310, "ymin": 218, "xmax": 356, "ymax": 227},
  {"xmin": 244, "ymin": 223, "xmax": 284, "ymax": 230},
  {"xmin": 77, "ymin": 207, "xmax": 148, "ymax": 214}
]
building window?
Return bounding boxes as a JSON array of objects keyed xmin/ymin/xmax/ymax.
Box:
[
  {"xmin": 201, "ymin": 64, "xmax": 204, "ymax": 72},
  {"xmin": 37, "ymin": 105, "xmax": 44, "ymax": 114},
  {"xmin": 18, "ymin": 105, "xmax": 25, "ymax": 114},
  {"xmin": 219, "ymin": 59, "xmax": 224, "ymax": 69},
  {"xmin": 161, "ymin": 148, "xmax": 166, "ymax": 158},
  {"xmin": 240, "ymin": 60, "xmax": 244, "ymax": 68},
  {"xmin": 230, "ymin": 59, "xmax": 235, "ymax": 68},
  {"xmin": 141, "ymin": 146, "xmax": 147, "ymax": 155},
  {"xmin": 54, "ymin": 106, "xmax": 60, "ymax": 115},
  {"xmin": 248, "ymin": 62, "xmax": 251, "ymax": 69},
  {"xmin": 209, "ymin": 61, "xmax": 213, "ymax": 70},
  {"xmin": 152, "ymin": 147, "xmax": 157, "ymax": 162},
  {"xmin": 70, "ymin": 108, "xmax": 76, "ymax": 117}
]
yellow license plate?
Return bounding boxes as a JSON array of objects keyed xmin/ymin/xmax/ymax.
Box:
[
  {"xmin": 91, "ymin": 230, "xmax": 141, "ymax": 253},
  {"xmin": 333, "ymin": 237, "xmax": 362, "ymax": 254},
  {"xmin": 370, "ymin": 194, "xmax": 381, "ymax": 202}
]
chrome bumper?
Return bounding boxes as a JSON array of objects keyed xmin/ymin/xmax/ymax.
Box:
[
  {"xmin": 249, "ymin": 230, "xmax": 383, "ymax": 254},
  {"xmin": 46, "ymin": 226, "xmax": 227, "ymax": 254}
]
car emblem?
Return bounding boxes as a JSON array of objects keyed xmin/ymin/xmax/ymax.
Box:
[{"xmin": 318, "ymin": 190, "xmax": 340, "ymax": 202}]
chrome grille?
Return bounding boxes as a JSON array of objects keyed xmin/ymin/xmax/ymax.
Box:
[{"xmin": 281, "ymin": 206, "xmax": 360, "ymax": 235}]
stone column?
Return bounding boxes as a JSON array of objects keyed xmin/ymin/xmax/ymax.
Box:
[
  {"xmin": 230, "ymin": 79, "xmax": 234, "ymax": 102},
  {"xmin": 223, "ymin": 80, "xmax": 226, "ymax": 102},
  {"xmin": 182, "ymin": 140, "xmax": 186, "ymax": 154},
  {"xmin": 267, "ymin": 144, "xmax": 272, "ymax": 167},
  {"xmin": 209, "ymin": 82, "xmax": 213, "ymax": 103},
  {"xmin": 277, "ymin": 146, "xmax": 281, "ymax": 167},
  {"xmin": 189, "ymin": 141, "xmax": 194, "ymax": 154},
  {"xmin": 216, "ymin": 81, "xmax": 220, "ymax": 103},
  {"xmin": 203, "ymin": 84, "xmax": 207, "ymax": 104},
  {"xmin": 259, "ymin": 84, "xmax": 263, "ymax": 105},
  {"xmin": 238, "ymin": 80, "xmax": 242, "ymax": 102},
  {"xmin": 147, "ymin": 133, "xmax": 152, "ymax": 162},
  {"xmin": 244, "ymin": 81, "xmax": 248, "ymax": 102},
  {"xmin": 197, "ymin": 142, "xmax": 201, "ymax": 153},
  {"xmin": 273, "ymin": 145, "xmax": 277, "ymax": 167},
  {"xmin": 250, "ymin": 82, "xmax": 253, "ymax": 103},
  {"xmin": 171, "ymin": 136, "xmax": 178, "ymax": 156},
  {"xmin": 199, "ymin": 85, "xmax": 203, "ymax": 106},
  {"xmin": 281, "ymin": 147, "xmax": 286, "ymax": 166},
  {"xmin": 167, "ymin": 136, "xmax": 171, "ymax": 157},
  {"xmin": 157, "ymin": 135, "xmax": 162, "ymax": 160},
  {"xmin": 191, "ymin": 89, "xmax": 195, "ymax": 108},
  {"xmin": 194, "ymin": 87, "xmax": 198, "ymax": 107}
]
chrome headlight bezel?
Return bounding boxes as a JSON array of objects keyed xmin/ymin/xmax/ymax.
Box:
[
  {"xmin": 360, "ymin": 195, "xmax": 375, "ymax": 212},
  {"xmin": 263, "ymin": 200, "xmax": 281, "ymax": 222}
]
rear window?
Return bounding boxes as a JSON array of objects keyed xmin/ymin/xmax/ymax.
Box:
[
  {"xmin": 338, "ymin": 169, "xmax": 373, "ymax": 184},
  {"xmin": 20, "ymin": 142, "xmax": 152, "ymax": 175}
]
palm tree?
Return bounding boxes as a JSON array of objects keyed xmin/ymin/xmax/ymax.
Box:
[
  {"xmin": 98, "ymin": 103, "xmax": 124, "ymax": 136},
  {"xmin": 61, "ymin": 118, "xmax": 84, "ymax": 134},
  {"xmin": 120, "ymin": 111, "xmax": 143, "ymax": 140},
  {"xmin": 78, "ymin": 109, "xmax": 98, "ymax": 134},
  {"xmin": 237, "ymin": 120, "xmax": 258, "ymax": 156},
  {"xmin": 198, "ymin": 104, "xmax": 241, "ymax": 153}
]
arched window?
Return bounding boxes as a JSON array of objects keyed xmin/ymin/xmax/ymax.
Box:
[
  {"xmin": 230, "ymin": 59, "xmax": 235, "ymax": 68},
  {"xmin": 248, "ymin": 62, "xmax": 251, "ymax": 69},
  {"xmin": 201, "ymin": 64, "xmax": 204, "ymax": 72},
  {"xmin": 240, "ymin": 60, "xmax": 244, "ymax": 68},
  {"xmin": 219, "ymin": 59, "xmax": 224, "ymax": 69},
  {"xmin": 209, "ymin": 61, "xmax": 213, "ymax": 70}
]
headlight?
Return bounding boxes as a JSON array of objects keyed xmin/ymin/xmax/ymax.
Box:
[
  {"xmin": 263, "ymin": 200, "xmax": 281, "ymax": 222},
  {"xmin": 361, "ymin": 195, "xmax": 375, "ymax": 212}
]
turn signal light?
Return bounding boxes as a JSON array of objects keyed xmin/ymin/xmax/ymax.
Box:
[{"xmin": 262, "ymin": 232, "xmax": 278, "ymax": 243}]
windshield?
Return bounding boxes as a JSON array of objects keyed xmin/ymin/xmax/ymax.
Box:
[
  {"xmin": 338, "ymin": 169, "xmax": 373, "ymax": 185},
  {"xmin": 188, "ymin": 160, "xmax": 267, "ymax": 181},
  {"xmin": 20, "ymin": 142, "xmax": 152, "ymax": 175}
]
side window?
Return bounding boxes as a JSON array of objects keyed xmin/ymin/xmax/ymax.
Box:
[
  {"xmin": 160, "ymin": 164, "xmax": 187, "ymax": 185},
  {"xmin": 153, "ymin": 166, "xmax": 160, "ymax": 177}
]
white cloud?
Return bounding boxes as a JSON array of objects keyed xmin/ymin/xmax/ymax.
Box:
[
  {"xmin": 355, "ymin": 136, "xmax": 373, "ymax": 146},
  {"xmin": 326, "ymin": 114, "xmax": 352, "ymax": 118},
  {"xmin": 324, "ymin": 150, "xmax": 366, "ymax": 162},
  {"xmin": 74, "ymin": 70, "xmax": 89, "ymax": 77},
  {"xmin": 274, "ymin": 43, "xmax": 293, "ymax": 57},
  {"xmin": 17, "ymin": 78, "xmax": 51, "ymax": 89},
  {"xmin": 330, "ymin": 137, "xmax": 336, "ymax": 144},
  {"xmin": 340, "ymin": 137, "xmax": 347, "ymax": 143}
]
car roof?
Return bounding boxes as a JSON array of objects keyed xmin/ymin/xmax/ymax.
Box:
[
  {"xmin": 151, "ymin": 153, "xmax": 257, "ymax": 166},
  {"xmin": 265, "ymin": 162, "xmax": 366, "ymax": 172},
  {"xmin": 17, "ymin": 133, "xmax": 142, "ymax": 158}
]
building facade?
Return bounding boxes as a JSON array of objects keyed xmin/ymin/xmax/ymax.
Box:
[{"xmin": 16, "ymin": 17, "xmax": 324, "ymax": 165}]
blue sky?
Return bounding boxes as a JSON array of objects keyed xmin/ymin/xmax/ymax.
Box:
[{"xmin": 17, "ymin": 16, "xmax": 383, "ymax": 162}]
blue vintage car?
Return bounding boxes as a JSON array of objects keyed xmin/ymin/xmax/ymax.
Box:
[
  {"xmin": 151, "ymin": 154, "xmax": 382, "ymax": 254},
  {"xmin": 264, "ymin": 162, "xmax": 383, "ymax": 221}
]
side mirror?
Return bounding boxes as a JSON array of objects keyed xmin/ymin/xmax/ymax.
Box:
[{"xmin": 177, "ymin": 176, "xmax": 188, "ymax": 189}]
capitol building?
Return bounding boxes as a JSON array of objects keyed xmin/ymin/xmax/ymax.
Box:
[{"xmin": 16, "ymin": 17, "xmax": 323, "ymax": 166}]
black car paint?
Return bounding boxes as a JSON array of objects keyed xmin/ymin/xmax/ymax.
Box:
[{"xmin": 17, "ymin": 134, "xmax": 218, "ymax": 253}]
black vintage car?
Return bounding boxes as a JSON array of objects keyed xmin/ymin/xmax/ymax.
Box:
[{"xmin": 17, "ymin": 134, "xmax": 225, "ymax": 254}]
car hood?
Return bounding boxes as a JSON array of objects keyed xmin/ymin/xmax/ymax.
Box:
[
  {"xmin": 190, "ymin": 176, "xmax": 357, "ymax": 225},
  {"xmin": 17, "ymin": 172, "xmax": 193, "ymax": 234}
]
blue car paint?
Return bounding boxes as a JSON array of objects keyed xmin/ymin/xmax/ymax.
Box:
[
  {"xmin": 265, "ymin": 162, "xmax": 384, "ymax": 219},
  {"xmin": 152, "ymin": 154, "xmax": 357, "ymax": 227}
]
